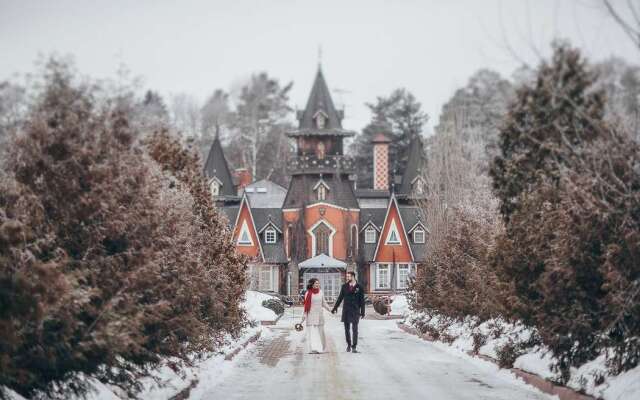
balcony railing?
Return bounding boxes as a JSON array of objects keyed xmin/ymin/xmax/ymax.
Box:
[{"xmin": 288, "ymin": 154, "xmax": 355, "ymax": 174}]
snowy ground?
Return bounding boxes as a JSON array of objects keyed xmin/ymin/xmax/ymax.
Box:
[
  {"xmin": 192, "ymin": 306, "xmax": 554, "ymax": 400},
  {"xmin": 400, "ymin": 296, "xmax": 640, "ymax": 400}
]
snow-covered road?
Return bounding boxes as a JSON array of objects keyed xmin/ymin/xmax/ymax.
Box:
[{"xmin": 191, "ymin": 308, "xmax": 553, "ymax": 400}]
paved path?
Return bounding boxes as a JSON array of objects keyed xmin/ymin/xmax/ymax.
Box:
[{"xmin": 193, "ymin": 308, "xmax": 552, "ymax": 400}]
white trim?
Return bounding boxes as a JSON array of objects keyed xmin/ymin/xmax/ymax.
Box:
[
  {"xmin": 413, "ymin": 228, "xmax": 425, "ymax": 244},
  {"xmin": 360, "ymin": 220, "xmax": 381, "ymax": 233},
  {"xmin": 264, "ymin": 228, "xmax": 277, "ymax": 244},
  {"xmin": 257, "ymin": 221, "xmax": 283, "ymax": 234},
  {"xmin": 208, "ymin": 176, "xmax": 223, "ymax": 186},
  {"xmin": 375, "ymin": 263, "xmax": 391, "ymax": 289},
  {"xmin": 372, "ymin": 194, "xmax": 415, "ymax": 261},
  {"xmin": 407, "ymin": 221, "xmax": 427, "ymax": 234},
  {"xmin": 313, "ymin": 110, "xmax": 329, "ymax": 120},
  {"xmin": 307, "ymin": 219, "xmax": 337, "ymax": 257},
  {"xmin": 282, "ymin": 208, "xmax": 302, "ymax": 212},
  {"xmin": 232, "ymin": 194, "xmax": 265, "ymax": 262},
  {"xmin": 397, "ymin": 263, "xmax": 411, "ymax": 289},
  {"xmin": 364, "ymin": 226, "xmax": 377, "ymax": 244},
  {"xmin": 237, "ymin": 220, "xmax": 253, "ymax": 246},
  {"xmin": 385, "ymin": 219, "xmax": 401, "ymax": 245},
  {"xmin": 312, "ymin": 179, "xmax": 330, "ymax": 191},
  {"xmin": 305, "ymin": 202, "xmax": 360, "ymax": 212}
]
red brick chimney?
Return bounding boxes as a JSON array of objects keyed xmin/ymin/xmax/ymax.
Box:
[
  {"xmin": 372, "ymin": 133, "xmax": 391, "ymax": 190},
  {"xmin": 235, "ymin": 168, "xmax": 252, "ymax": 191}
]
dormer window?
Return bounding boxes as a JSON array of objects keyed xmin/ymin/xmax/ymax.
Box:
[
  {"xmin": 413, "ymin": 227, "xmax": 425, "ymax": 243},
  {"xmin": 265, "ymin": 228, "xmax": 277, "ymax": 244},
  {"xmin": 314, "ymin": 110, "xmax": 328, "ymax": 129},
  {"xmin": 365, "ymin": 227, "xmax": 376, "ymax": 243},
  {"xmin": 209, "ymin": 178, "xmax": 222, "ymax": 197},
  {"xmin": 314, "ymin": 180, "xmax": 330, "ymax": 201},
  {"xmin": 318, "ymin": 185, "xmax": 326, "ymax": 201}
]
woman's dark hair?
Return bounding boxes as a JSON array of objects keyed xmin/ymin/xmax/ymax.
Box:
[{"xmin": 306, "ymin": 278, "xmax": 319, "ymax": 290}]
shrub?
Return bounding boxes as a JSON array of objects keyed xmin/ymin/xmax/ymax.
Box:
[
  {"xmin": 409, "ymin": 202, "xmax": 505, "ymax": 322},
  {"xmin": 0, "ymin": 59, "xmax": 247, "ymax": 398},
  {"xmin": 496, "ymin": 339, "xmax": 525, "ymax": 369},
  {"xmin": 261, "ymin": 298, "xmax": 285, "ymax": 315}
]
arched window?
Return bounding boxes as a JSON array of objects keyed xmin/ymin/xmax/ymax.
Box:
[{"xmin": 313, "ymin": 223, "xmax": 331, "ymax": 256}]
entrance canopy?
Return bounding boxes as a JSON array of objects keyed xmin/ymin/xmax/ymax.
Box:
[{"xmin": 298, "ymin": 254, "xmax": 347, "ymax": 269}]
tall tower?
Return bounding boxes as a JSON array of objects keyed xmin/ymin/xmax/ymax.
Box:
[
  {"xmin": 283, "ymin": 67, "xmax": 359, "ymax": 271},
  {"xmin": 283, "ymin": 68, "xmax": 358, "ymax": 209}
]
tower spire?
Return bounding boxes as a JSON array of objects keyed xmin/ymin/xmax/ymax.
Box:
[{"xmin": 317, "ymin": 44, "xmax": 323, "ymax": 70}]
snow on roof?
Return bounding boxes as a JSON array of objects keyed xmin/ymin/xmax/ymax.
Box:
[{"xmin": 298, "ymin": 253, "xmax": 347, "ymax": 269}]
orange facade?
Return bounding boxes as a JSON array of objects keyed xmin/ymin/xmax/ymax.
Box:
[
  {"xmin": 283, "ymin": 203, "xmax": 359, "ymax": 260},
  {"xmin": 231, "ymin": 198, "xmax": 261, "ymax": 260},
  {"xmin": 374, "ymin": 199, "xmax": 413, "ymax": 263}
]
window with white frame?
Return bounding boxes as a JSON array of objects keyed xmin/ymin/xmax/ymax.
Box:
[
  {"xmin": 365, "ymin": 227, "xmax": 376, "ymax": 243},
  {"xmin": 376, "ymin": 263, "xmax": 390, "ymax": 289},
  {"xmin": 210, "ymin": 180, "xmax": 220, "ymax": 197},
  {"xmin": 317, "ymin": 184, "xmax": 326, "ymax": 201},
  {"xmin": 258, "ymin": 265, "xmax": 273, "ymax": 291},
  {"xmin": 413, "ymin": 227, "xmax": 425, "ymax": 243},
  {"xmin": 265, "ymin": 227, "xmax": 276, "ymax": 244},
  {"xmin": 398, "ymin": 263, "xmax": 411, "ymax": 289},
  {"xmin": 385, "ymin": 219, "xmax": 401, "ymax": 244},
  {"xmin": 237, "ymin": 220, "xmax": 253, "ymax": 245}
]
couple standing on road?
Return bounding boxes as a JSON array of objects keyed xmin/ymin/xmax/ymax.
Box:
[{"xmin": 300, "ymin": 271, "xmax": 366, "ymax": 354}]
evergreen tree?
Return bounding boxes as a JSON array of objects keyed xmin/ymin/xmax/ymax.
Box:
[{"xmin": 489, "ymin": 43, "xmax": 605, "ymax": 222}]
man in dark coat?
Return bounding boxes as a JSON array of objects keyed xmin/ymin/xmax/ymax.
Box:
[{"xmin": 331, "ymin": 271, "xmax": 365, "ymax": 353}]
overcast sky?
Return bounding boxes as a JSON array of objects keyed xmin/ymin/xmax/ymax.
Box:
[{"xmin": 1, "ymin": 0, "xmax": 638, "ymax": 134}]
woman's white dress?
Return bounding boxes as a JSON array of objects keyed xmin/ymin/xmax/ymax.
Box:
[{"xmin": 304, "ymin": 290, "xmax": 328, "ymax": 353}]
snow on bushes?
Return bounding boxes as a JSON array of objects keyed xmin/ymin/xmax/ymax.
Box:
[
  {"xmin": 0, "ymin": 59, "xmax": 247, "ymax": 399},
  {"xmin": 242, "ymin": 291, "xmax": 278, "ymax": 322}
]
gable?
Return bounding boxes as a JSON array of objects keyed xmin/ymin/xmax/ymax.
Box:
[
  {"xmin": 232, "ymin": 196, "xmax": 263, "ymax": 261},
  {"xmin": 374, "ymin": 196, "xmax": 413, "ymax": 263}
]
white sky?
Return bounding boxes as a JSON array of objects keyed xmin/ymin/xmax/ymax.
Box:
[{"xmin": 1, "ymin": 0, "xmax": 638, "ymax": 134}]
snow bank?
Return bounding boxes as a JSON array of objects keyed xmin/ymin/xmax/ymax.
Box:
[
  {"xmin": 390, "ymin": 294, "xmax": 409, "ymax": 316},
  {"xmin": 404, "ymin": 310, "xmax": 640, "ymax": 400},
  {"xmin": 242, "ymin": 290, "xmax": 278, "ymax": 322}
]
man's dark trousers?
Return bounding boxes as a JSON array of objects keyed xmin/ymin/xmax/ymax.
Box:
[{"xmin": 344, "ymin": 320, "xmax": 359, "ymax": 347}]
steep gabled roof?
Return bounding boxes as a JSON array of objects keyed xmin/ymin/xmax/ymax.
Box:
[
  {"xmin": 373, "ymin": 194, "xmax": 414, "ymax": 262},
  {"xmin": 231, "ymin": 193, "xmax": 264, "ymax": 262},
  {"xmin": 397, "ymin": 135, "xmax": 426, "ymax": 196},
  {"xmin": 288, "ymin": 68, "xmax": 355, "ymax": 137},
  {"xmin": 203, "ymin": 136, "xmax": 236, "ymax": 196}
]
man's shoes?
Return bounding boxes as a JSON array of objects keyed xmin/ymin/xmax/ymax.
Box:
[
  {"xmin": 352, "ymin": 347, "xmax": 359, "ymax": 353},
  {"xmin": 346, "ymin": 345, "xmax": 351, "ymax": 352}
]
